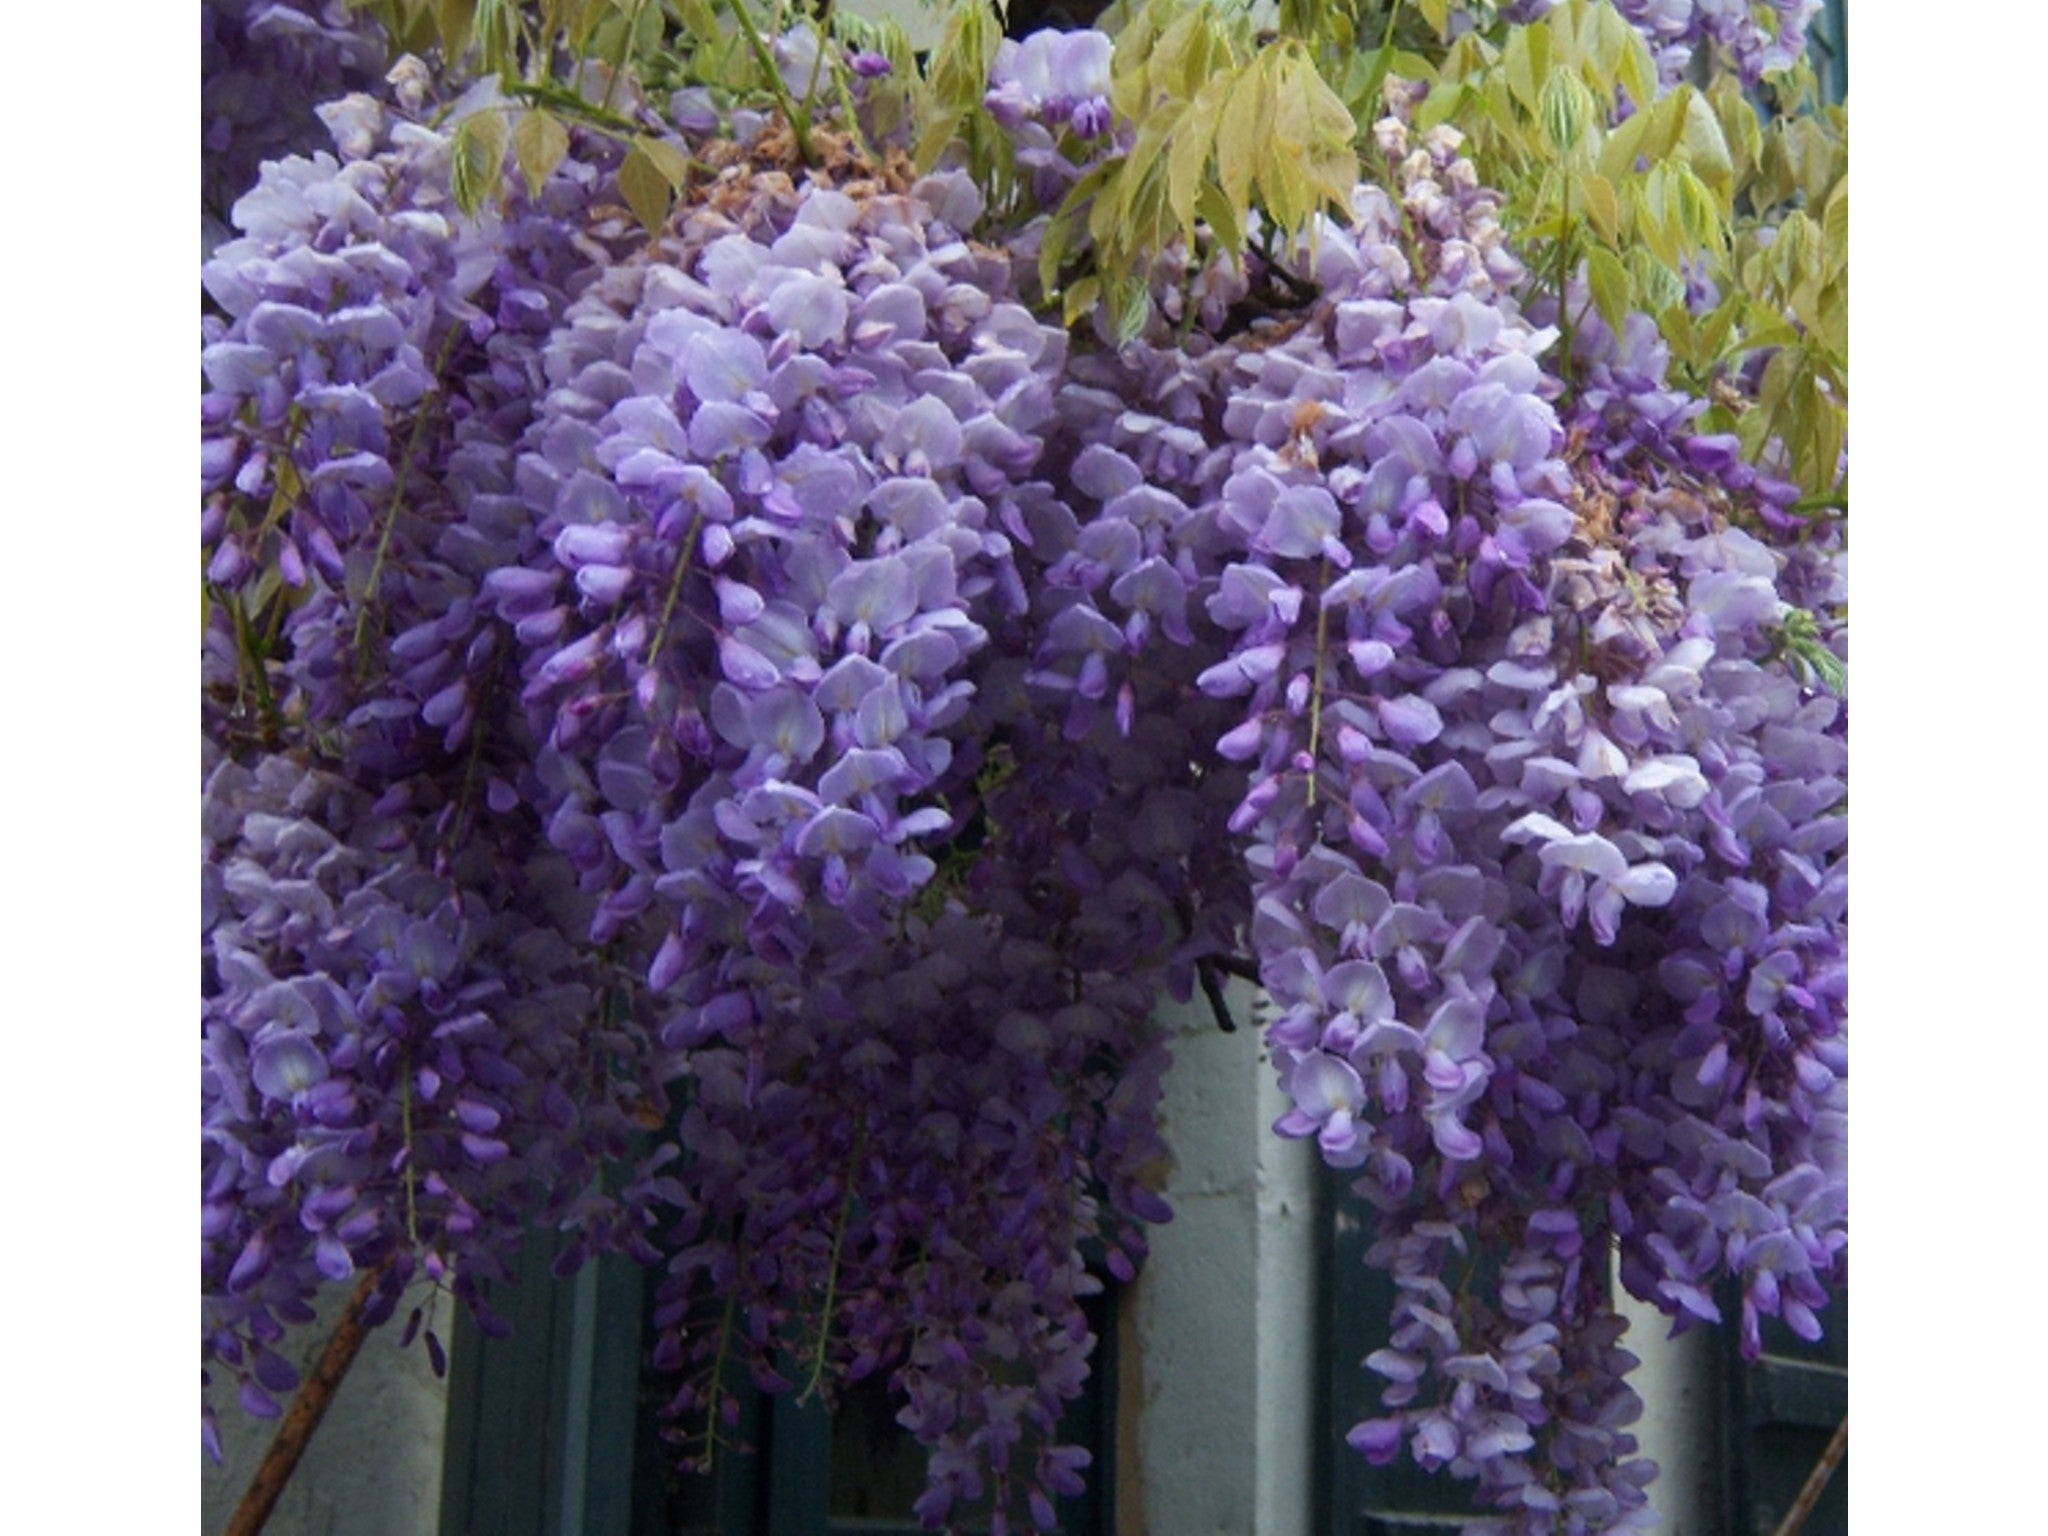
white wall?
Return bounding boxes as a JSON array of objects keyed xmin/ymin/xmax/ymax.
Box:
[{"xmin": 201, "ymin": 1277, "xmax": 449, "ymax": 1536}]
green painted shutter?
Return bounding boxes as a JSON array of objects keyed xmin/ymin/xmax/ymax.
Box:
[{"xmin": 1720, "ymin": 1290, "xmax": 1848, "ymax": 1536}]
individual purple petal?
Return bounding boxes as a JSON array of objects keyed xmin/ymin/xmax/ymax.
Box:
[
  {"xmin": 250, "ymin": 1032, "xmax": 329, "ymax": 1100},
  {"xmin": 1376, "ymin": 694, "xmax": 1443, "ymax": 747},
  {"xmin": 764, "ymin": 270, "xmax": 851, "ymax": 348},
  {"xmin": 682, "ymin": 329, "xmax": 769, "ymax": 403},
  {"xmin": 798, "ymin": 807, "xmax": 880, "ymax": 857}
]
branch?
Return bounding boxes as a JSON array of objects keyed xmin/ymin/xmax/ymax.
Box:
[
  {"xmin": 225, "ymin": 1260, "xmax": 395, "ymax": 1536},
  {"xmin": 1769, "ymin": 1415, "xmax": 1848, "ymax": 1536}
]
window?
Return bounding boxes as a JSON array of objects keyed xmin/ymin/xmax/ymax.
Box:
[{"xmin": 439, "ymin": 1236, "xmax": 1117, "ymax": 1536}]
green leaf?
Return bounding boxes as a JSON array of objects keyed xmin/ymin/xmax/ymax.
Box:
[
  {"xmin": 1611, "ymin": 10, "xmax": 1657, "ymax": 111},
  {"xmin": 1215, "ymin": 60, "xmax": 1269, "ymax": 216},
  {"xmin": 1628, "ymin": 170, "xmax": 1680, "ymax": 269},
  {"xmin": 1596, "ymin": 106, "xmax": 1651, "ymax": 187},
  {"xmin": 438, "ymin": 0, "xmax": 478, "ymax": 56},
  {"xmin": 1670, "ymin": 164, "xmax": 1723, "ymax": 251},
  {"xmin": 617, "ymin": 142, "xmax": 673, "ymax": 235},
  {"xmin": 1062, "ymin": 275, "xmax": 1101, "ymax": 328},
  {"xmin": 1415, "ymin": 78, "xmax": 1476, "ymax": 135},
  {"xmin": 1657, "ymin": 300, "xmax": 1699, "ymax": 372},
  {"xmin": 1586, "ymin": 245, "xmax": 1630, "ymax": 336},
  {"xmin": 1196, "ymin": 183, "xmax": 1242, "ymax": 263},
  {"xmin": 1503, "ymin": 23, "xmax": 1549, "ymax": 120},
  {"xmin": 1708, "ymin": 75, "xmax": 1763, "ymax": 181},
  {"xmin": 1168, "ymin": 74, "xmax": 1230, "ymax": 243},
  {"xmin": 1040, "ymin": 158, "xmax": 1119, "ymax": 293},
  {"xmin": 512, "ymin": 109, "xmax": 571, "ymax": 201},
  {"xmin": 450, "ymin": 110, "xmax": 509, "ymax": 217},
  {"xmin": 1418, "ymin": 0, "xmax": 1453, "ymax": 39},
  {"xmin": 1772, "ymin": 210, "xmax": 1819, "ymax": 293},
  {"xmin": 1625, "ymin": 247, "xmax": 1683, "ymax": 315},
  {"xmin": 1113, "ymin": 277, "xmax": 1152, "ymax": 346},
  {"xmin": 1117, "ymin": 105, "xmax": 1183, "ymax": 228},
  {"xmin": 1822, "ymin": 179, "xmax": 1848, "ymax": 264},
  {"xmin": 1581, "ymin": 171, "xmax": 1620, "ymax": 244},
  {"xmin": 1694, "ymin": 298, "xmax": 1739, "ymax": 364},
  {"xmin": 1678, "ymin": 89, "xmax": 1734, "ymax": 193},
  {"xmin": 634, "ymin": 135, "xmax": 692, "ymax": 190}
]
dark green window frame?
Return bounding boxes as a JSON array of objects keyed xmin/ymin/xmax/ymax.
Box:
[{"xmin": 439, "ymin": 1232, "xmax": 1118, "ymax": 1536}]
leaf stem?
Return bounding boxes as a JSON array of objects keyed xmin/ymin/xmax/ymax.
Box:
[{"xmin": 502, "ymin": 79, "xmax": 645, "ymax": 135}]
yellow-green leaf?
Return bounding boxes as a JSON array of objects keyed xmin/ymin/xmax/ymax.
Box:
[
  {"xmin": 1503, "ymin": 24, "xmax": 1548, "ymax": 119},
  {"xmin": 1612, "ymin": 13, "xmax": 1657, "ymax": 112},
  {"xmin": 439, "ymin": 0, "xmax": 478, "ymax": 56},
  {"xmin": 1629, "ymin": 171, "xmax": 1681, "ymax": 268},
  {"xmin": 1586, "ymin": 245, "xmax": 1630, "ymax": 335},
  {"xmin": 1671, "ymin": 164, "xmax": 1723, "ymax": 251},
  {"xmin": 1415, "ymin": 78, "xmax": 1476, "ymax": 136},
  {"xmin": 634, "ymin": 134, "xmax": 692, "ymax": 190},
  {"xmin": 1113, "ymin": 277, "xmax": 1152, "ymax": 345},
  {"xmin": 1596, "ymin": 107, "xmax": 1651, "ymax": 187},
  {"xmin": 1118, "ymin": 106, "xmax": 1182, "ymax": 227},
  {"xmin": 1695, "ymin": 298, "xmax": 1739, "ymax": 364},
  {"xmin": 1822, "ymin": 178, "xmax": 1848, "ymax": 263},
  {"xmin": 1679, "ymin": 89, "xmax": 1734, "ymax": 192},
  {"xmin": 1216, "ymin": 60, "xmax": 1269, "ymax": 215},
  {"xmin": 450, "ymin": 110, "xmax": 509, "ymax": 216},
  {"xmin": 1419, "ymin": 0, "xmax": 1453, "ymax": 40},
  {"xmin": 617, "ymin": 142, "xmax": 673, "ymax": 235},
  {"xmin": 1063, "ymin": 275, "xmax": 1102, "ymax": 328},
  {"xmin": 1708, "ymin": 75, "xmax": 1763, "ymax": 180},
  {"xmin": 512, "ymin": 109, "xmax": 571, "ymax": 200},
  {"xmin": 1582, "ymin": 171, "xmax": 1620, "ymax": 244},
  {"xmin": 1626, "ymin": 247, "xmax": 1683, "ymax": 315},
  {"xmin": 1773, "ymin": 209, "xmax": 1819, "ymax": 292},
  {"xmin": 1168, "ymin": 74, "xmax": 1230, "ymax": 242},
  {"xmin": 1813, "ymin": 280, "xmax": 1847, "ymax": 360},
  {"xmin": 1196, "ymin": 183, "xmax": 1242, "ymax": 263}
]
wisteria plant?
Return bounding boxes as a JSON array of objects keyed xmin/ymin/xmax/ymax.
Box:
[{"xmin": 200, "ymin": 2, "xmax": 1845, "ymax": 1532}]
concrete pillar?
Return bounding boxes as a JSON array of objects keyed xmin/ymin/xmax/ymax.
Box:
[
  {"xmin": 1116, "ymin": 985, "xmax": 1318, "ymax": 1536},
  {"xmin": 1614, "ymin": 1269, "xmax": 1722, "ymax": 1535}
]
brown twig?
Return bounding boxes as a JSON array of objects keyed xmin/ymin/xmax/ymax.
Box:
[
  {"xmin": 1770, "ymin": 1415, "xmax": 1848, "ymax": 1536},
  {"xmin": 225, "ymin": 1260, "xmax": 394, "ymax": 1536}
]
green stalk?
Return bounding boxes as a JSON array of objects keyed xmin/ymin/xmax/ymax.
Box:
[
  {"xmin": 399, "ymin": 1068, "xmax": 420, "ymax": 1246},
  {"xmin": 503, "ymin": 79, "xmax": 646, "ymax": 135},
  {"xmin": 1555, "ymin": 163, "xmax": 1578, "ymax": 393},
  {"xmin": 353, "ymin": 326, "xmax": 465, "ymax": 665},
  {"xmin": 701, "ymin": 1293, "xmax": 740, "ymax": 1473},
  {"xmin": 230, "ymin": 592, "xmax": 281, "ymax": 736},
  {"xmin": 598, "ymin": 0, "xmax": 652, "ymax": 116},
  {"xmin": 727, "ymin": 0, "xmax": 817, "ymax": 164},
  {"xmin": 1304, "ymin": 557, "xmax": 1331, "ymax": 808},
  {"xmin": 798, "ymin": 1, "xmax": 838, "ymax": 134},
  {"xmin": 799, "ymin": 1125, "xmax": 866, "ymax": 1404},
  {"xmin": 647, "ymin": 510, "xmax": 709, "ymax": 668}
]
